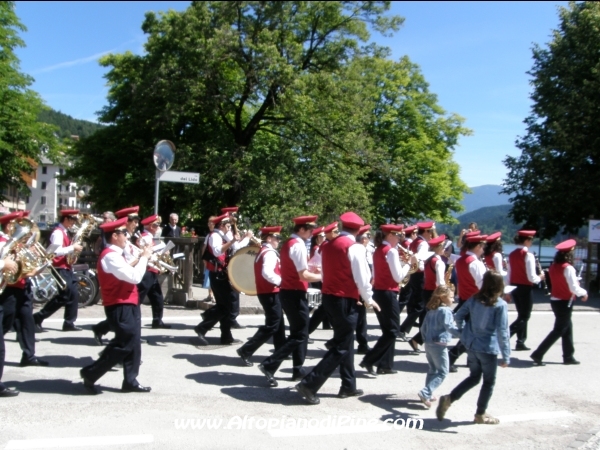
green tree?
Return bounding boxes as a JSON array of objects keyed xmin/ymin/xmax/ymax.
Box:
[
  {"xmin": 0, "ymin": 2, "xmax": 59, "ymax": 199},
  {"xmin": 503, "ymin": 1, "xmax": 600, "ymax": 237}
]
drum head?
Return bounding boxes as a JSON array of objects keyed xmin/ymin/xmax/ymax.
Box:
[{"xmin": 227, "ymin": 246, "xmax": 259, "ymax": 295}]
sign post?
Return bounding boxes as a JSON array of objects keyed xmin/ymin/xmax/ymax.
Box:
[{"xmin": 153, "ymin": 140, "xmax": 176, "ymax": 214}]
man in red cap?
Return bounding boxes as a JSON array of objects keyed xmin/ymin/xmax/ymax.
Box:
[
  {"xmin": 258, "ymin": 215, "xmax": 321, "ymax": 387},
  {"xmin": 136, "ymin": 214, "xmax": 171, "ymax": 329},
  {"xmin": 397, "ymin": 224, "xmax": 415, "ymax": 315},
  {"xmin": 295, "ymin": 212, "xmax": 380, "ymax": 405},
  {"xmin": 80, "ymin": 218, "xmax": 153, "ymax": 394},
  {"xmin": 531, "ymin": 239, "xmax": 587, "ymax": 366},
  {"xmin": 355, "ymin": 224, "xmax": 373, "ymax": 354},
  {"xmin": 507, "ymin": 230, "xmax": 544, "ymax": 351},
  {"xmin": 236, "ymin": 226, "xmax": 286, "ymax": 366},
  {"xmin": 195, "ymin": 213, "xmax": 240, "ymax": 345},
  {"xmin": 33, "ymin": 209, "xmax": 83, "ymax": 332}
]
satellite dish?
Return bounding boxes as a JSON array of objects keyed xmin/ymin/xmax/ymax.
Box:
[{"xmin": 153, "ymin": 140, "xmax": 175, "ymax": 172}]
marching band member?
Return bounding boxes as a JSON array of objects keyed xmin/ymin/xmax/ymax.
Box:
[
  {"xmin": 195, "ymin": 213, "xmax": 239, "ymax": 345},
  {"xmin": 530, "ymin": 239, "xmax": 587, "ymax": 366},
  {"xmin": 236, "ymin": 226, "xmax": 285, "ymax": 366},
  {"xmin": 483, "ymin": 232, "xmax": 507, "ymax": 276},
  {"xmin": 507, "ymin": 230, "xmax": 544, "ymax": 351},
  {"xmin": 398, "ymin": 222, "xmax": 436, "ymax": 341},
  {"xmin": 295, "ymin": 212, "xmax": 380, "ymax": 405},
  {"xmin": 33, "ymin": 209, "xmax": 82, "ymax": 332},
  {"xmin": 137, "ymin": 214, "xmax": 171, "ymax": 329},
  {"xmin": 448, "ymin": 234, "xmax": 488, "ymax": 372},
  {"xmin": 80, "ymin": 218, "xmax": 153, "ymax": 394},
  {"xmin": 355, "ymin": 224, "xmax": 372, "ymax": 355},
  {"xmin": 258, "ymin": 215, "xmax": 321, "ymax": 387},
  {"xmin": 360, "ymin": 224, "xmax": 410, "ymax": 376},
  {"xmin": 397, "ymin": 224, "xmax": 413, "ymax": 315}
]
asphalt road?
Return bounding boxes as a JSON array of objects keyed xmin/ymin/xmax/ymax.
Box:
[{"xmin": 1, "ymin": 301, "xmax": 599, "ymax": 450}]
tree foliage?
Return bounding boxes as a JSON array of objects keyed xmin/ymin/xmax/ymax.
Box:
[
  {"xmin": 69, "ymin": 1, "xmax": 469, "ymax": 226},
  {"xmin": 37, "ymin": 108, "xmax": 103, "ymax": 139},
  {"xmin": 503, "ymin": 1, "xmax": 600, "ymax": 237}
]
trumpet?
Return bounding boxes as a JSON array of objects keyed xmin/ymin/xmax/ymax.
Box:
[{"xmin": 132, "ymin": 234, "xmax": 180, "ymax": 274}]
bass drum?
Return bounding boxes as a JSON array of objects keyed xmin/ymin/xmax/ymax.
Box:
[{"xmin": 227, "ymin": 246, "xmax": 260, "ymax": 295}]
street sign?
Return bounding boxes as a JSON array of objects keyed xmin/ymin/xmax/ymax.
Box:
[
  {"xmin": 589, "ymin": 220, "xmax": 600, "ymax": 243},
  {"xmin": 159, "ymin": 171, "xmax": 200, "ymax": 184}
]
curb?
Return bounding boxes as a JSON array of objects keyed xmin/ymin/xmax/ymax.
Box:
[
  {"xmin": 567, "ymin": 428, "xmax": 600, "ymax": 449},
  {"xmin": 185, "ymin": 300, "xmax": 265, "ymax": 315}
]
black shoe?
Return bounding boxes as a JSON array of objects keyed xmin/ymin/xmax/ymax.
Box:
[
  {"xmin": 151, "ymin": 322, "xmax": 172, "ymax": 329},
  {"xmin": 397, "ymin": 331, "xmax": 408, "ymax": 342},
  {"xmin": 258, "ymin": 364, "xmax": 278, "ymax": 387},
  {"xmin": 194, "ymin": 329, "xmax": 209, "ymax": 346},
  {"xmin": 121, "ymin": 384, "xmax": 151, "ymax": 393},
  {"xmin": 20, "ymin": 358, "xmax": 49, "ymax": 367},
  {"xmin": 449, "ymin": 365, "xmax": 458, "ymax": 373},
  {"xmin": 292, "ymin": 368, "xmax": 308, "ymax": 382},
  {"xmin": 408, "ymin": 339, "xmax": 420, "ymax": 352},
  {"xmin": 92, "ymin": 327, "xmax": 104, "ymax": 346},
  {"xmin": 338, "ymin": 387, "xmax": 364, "ymax": 398},
  {"xmin": 324, "ymin": 340, "xmax": 334, "ymax": 350},
  {"xmin": 530, "ymin": 355, "xmax": 546, "ymax": 366},
  {"xmin": 200, "ymin": 312, "xmax": 206, "ymax": 320},
  {"xmin": 359, "ymin": 362, "xmax": 377, "ymax": 376},
  {"xmin": 220, "ymin": 338, "xmax": 242, "ymax": 345},
  {"xmin": 230, "ymin": 321, "xmax": 245, "ymax": 329},
  {"xmin": 236, "ymin": 348, "xmax": 253, "ymax": 367},
  {"xmin": 62, "ymin": 324, "xmax": 83, "ymax": 332},
  {"xmin": 323, "ymin": 324, "xmax": 331, "ymax": 330},
  {"xmin": 563, "ymin": 358, "xmax": 580, "ymax": 365},
  {"xmin": 377, "ymin": 368, "xmax": 398, "ymax": 375},
  {"xmin": 295, "ymin": 383, "xmax": 319, "ymax": 405},
  {"xmin": 356, "ymin": 345, "xmax": 370, "ymax": 355},
  {"xmin": 80, "ymin": 370, "xmax": 100, "ymax": 395},
  {"xmin": 515, "ymin": 344, "xmax": 530, "ymax": 351},
  {"xmin": 34, "ymin": 321, "xmax": 44, "ymax": 333},
  {"xmin": 0, "ymin": 387, "xmax": 20, "ymax": 397}
]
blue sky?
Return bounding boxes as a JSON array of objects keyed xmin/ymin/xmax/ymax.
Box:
[{"xmin": 14, "ymin": 1, "xmax": 567, "ymax": 188}]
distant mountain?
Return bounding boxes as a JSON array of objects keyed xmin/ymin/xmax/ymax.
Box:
[
  {"xmin": 459, "ymin": 185, "xmax": 510, "ymax": 215},
  {"xmin": 438, "ymin": 204, "xmax": 522, "ymax": 242},
  {"xmin": 38, "ymin": 108, "xmax": 103, "ymax": 139}
]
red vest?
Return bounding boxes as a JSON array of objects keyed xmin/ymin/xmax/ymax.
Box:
[
  {"xmin": 205, "ymin": 231, "xmax": 227, "ymax": 272},
  {"xmin": 254, "ymin": 246, "xmax": 281, "ymax": 294},
  {"xmin": 400, "ymin": 239, "xmax": 410, "ymax": 249},
  {"xmin": 455, "ymin": 254, "xmax": 478, "ymax": 301},
  {"xmin": 484, "ymin": 254, "xmax": 495, "ymax": 271},
  {"xmin": 549, "ymin": 262, "xmax": 572, "ymax": 300},
  {"xmin": 321, "ymin": 235, "xmax": 359, "ymax": 300},
  {"xmin": 509, "ymin": 248, "xmax": 531, "ymax": 285},
  {"xmin": 141, "ymin": 231, "xmax": 160, "ymax": 274},
  {"xmin": 409, "ymin": 236, "xmax": 425, "ymax": 272},
  {"xmin": 424, "ymin": 256, "xmax": 442, "ymax": 291},
  {"xmin": 280, "ymin": 237, "xmax": 308, "ymax": 291},
  {"xmin": 373, "ymin": 244, "xmax": 399, "ymax": 292},
  {"xmin": 0, "ymin": 236, "xmax": 25, "ymax": 289},
  {"xmin": 52, "ymin": 227, "xmax": 72, "ymax": 269},
  {"xmin": 97, "ymin": 248, "xmax": 139, "ymax": 306}
]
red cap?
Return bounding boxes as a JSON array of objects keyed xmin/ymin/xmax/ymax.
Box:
[
  {"xmin": 115, "ymin": 206, "xmax": 140, "ymax": 219},
  {"xmin": 466, "ymin": 234, "xmax": 488, "ymax": 243},
  {"xmin": 292, "ymin": 215, "xmax": 318, "ymax": 226},
  {"xmin": 555, "ymin": 239, "xmax": 576, "ymax": 252},
  {"xmin": 339, "ymin": 212, "xmax": 364, "ymax": 230},
  {"xmin": 380, "ymin": 224, "xmax": 404, "ymax": 234},
  {"xmin": 140, "ymin": 214, "xmax": 160, "ymax": 226},
  {"xmin": 358, "ymin": 224, "xmax": 371, "ymax": 235},
  {"xmin": 312, "ymin": 226, "xmax": 325, "ymax": 236},
  {"xmin": 260, "ymin": 226, "xmax": 282, "ymax": 237},
  {"xmin": 323, "ymin": 222, "xmax": 339, "ymax": 234},
  {"xmin": 518, "ymin": 230, "xmax": 537, "ymax": 237},
  {"xmin": 404, "ymin": 225, "xmax": 417, "ymax": 234},
  {"xmin": 417, "ymin": 221, "xmax": 435, "ymax": 230},
  {"xmin": 221, "ymin": 206, "xmax": 239, "ymax": 214},
  {"xmin": 428, "ymin": 234, "xmax": 446, "ymax": 247},
  {"xmin": 0, "ymin": 212, "xmax": 22, "ymax": 224},
  {"xmin": 465, "ymin": 230, "xmax": 481, "ymax": 238},
  {"xmin": 60, "ymin": 209, "xmax": 79, "ymax": 217},
  {"xmin": 213, "ymin": 213, "xmax": 230, "ymax": 225},
  {"xmin": 486, "ymin": 232, "xmax": 502, "ymax": 242},
  {"xmin": 99, "ymin": 217, "xmax": 128, "ymax": 233}
]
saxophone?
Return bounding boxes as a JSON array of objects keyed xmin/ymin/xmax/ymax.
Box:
[
  {"xmin": 444, "ymin": 262, "xmax": 455, "ymax": 292},
  {"xmin": 66, "ymin": 214, "xmax": 97, "ymax": 265},
  {"xmin": 398, "ymin": 245, "xmax": 418, "ymax": 288}
]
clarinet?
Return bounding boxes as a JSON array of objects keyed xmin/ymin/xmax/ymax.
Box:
[{"xmin": 535, "ymin": 256, "xmax": 547, "ymax": 291}]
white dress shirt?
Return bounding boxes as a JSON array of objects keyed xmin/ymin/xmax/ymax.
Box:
[
  {"xmin": 550, "ymin": 265, "xmax": 587, "ymax": 300},
  {"xmin": 288, "ymin": 234, "xmax": 309, "ymax": 272},
  {"xmin": 208, "ymin": 230, "xmax": 227, "ymax": 257},
  {"xmin": 371, "ymin": 241, "xmax": 409, "ymax": 283},
  {"xmin": 100, "ymin": 244, "xmax": 148, "ymax": 284},
  {"xmin": 433, "ymin": 257, "xmax": 446, "ymax": 286},
  {"xmin": 260, "ymin": 244, "xmax": 281, "ymax": 286},
  {"xmin": 466, "ymin": 251, "xmax": 486, "ymax": 289},
  {"xmin": 414, "ymin": 236, "xmax": 429, "ymax": 271},
  {"xmin": 50, "ymin": 223, "xmax": 75, "ymax": 256},
  {"xmin": 491, "ymin": 252, "xmax": 507, "ymax": 276},
  {"xmin": 507, "ymin": 245, "xmax": 542, "ymax": 284}
]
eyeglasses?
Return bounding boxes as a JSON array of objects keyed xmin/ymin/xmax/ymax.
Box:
[
  {"xmin": 150, "ymin": 223, "xmax": 160, "ymax": 228},
  {"xmin": 114, "ymin": 229, "xmax": 127, "ymax": 235}
]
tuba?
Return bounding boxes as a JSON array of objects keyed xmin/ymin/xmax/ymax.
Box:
[{"xmin": 66, "ymin": 213, "xmax": 97, "ymax": 265}]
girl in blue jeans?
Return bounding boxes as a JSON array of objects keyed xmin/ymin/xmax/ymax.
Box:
[
  {"xmin": 418, "ymin": 285, "xmax": 460, "ymax": 408},
  {"xmin": 436, "ymin": 271, "xmax": 510, "ymax": 424}
]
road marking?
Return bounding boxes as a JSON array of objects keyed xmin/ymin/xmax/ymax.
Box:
[
  {"xmin": 496, "ymin": 410, "xmax": 574, "ymax": 423},
  {"xmin": 268, "ymin": 424, "xmax": 392, "ymax": 437},
  {"xmin": 5, "ymin": 434, "xmax": 153, "ymax": 449}
]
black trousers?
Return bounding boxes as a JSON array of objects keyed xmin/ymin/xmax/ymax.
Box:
[
  {"xmin": 400, "ymin": 271, "xmax": 424, "ymax": 334},
  {"xmin": 362, "ymin": 290, "xmax": 399, "ymax": 370},
  {"xmin": 301, "ymin": 295, "xmax": 360, "ymax": 393},
  {"xmin": 137, "ymin": 271, "xmax": 164, "ymax": 324},
  {"xmin": 398, "ymin": 284, "xmax": 411, "ymax": 316},
  {"xmin": 239, "ymin": 293, "xmax": 286, "ymax": 357},
  {"xmin": 532, "ymin": 300, "xmax": 574, "ymax": 361},
  {"xmin": 509, "ymin": 284, "xmax": 533, "ymax": 345},
  {"xmin": 0, "ymin": 300, "xmax": 10, "ymax": 390},
  {"xmin": 229, "ymin": 289, "xmax": 240, "ymax": 324},
  {"xmin": 449, "ymin": 298, "xmax": 469, "ymax": 364},
  {"xmin": 1, "ymin": 284, "xmax": 36, "ymax": 362},
  {"xmin": 34, "ymin": 268, "xmax": 78, "ymax": 327},
  {"xmin": 356, "ymin": 304, "xmax": 368, "ymax": 348},
  {"xmin": 412, "ymin": 289, "xmax": 435, "ymax": 345},
  {"xmin": 261, "ymin": 289, "xmax": 309, "ymax": 376},
  {"xmin": 195, "ymin": 271, "xmax": 234, "ymax": 341},
  {"xmin": 308, "ymin": 304, "xmax": 331, "ymax": 333},
  {"xmin": 81, "ymin": 303, "xmax": 141, "ymax": 388}
]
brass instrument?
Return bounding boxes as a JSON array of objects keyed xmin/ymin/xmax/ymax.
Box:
[
  {"xmin": 398, "ymin": 245, "xmax": 418, "ymax": 288},
  {"xmin": 535, "ymin": 256, "xmax": 547, "ymax": 290},
  {"xmin": 0, "ymin": 218, "xmax": 37, "ymax": 292},
  {"xmin": 444, "ymin": 262, "xmax": 455, "ymax": 292},
  {"xmin": 133, "ymin": 235, "xmax": 180, "ymax": 274},
  {"xmin": 66, "ymin": 213, "xmax": 97, "ymax": 265}
]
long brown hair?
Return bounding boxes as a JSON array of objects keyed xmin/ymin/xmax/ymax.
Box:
[
  {"xmin": 474, "ymin": 271, "xmax": 504, "ymax": 306},
  {"xmin": 427, "ymin": 285, "xmax": 454, "ymax": 310}
]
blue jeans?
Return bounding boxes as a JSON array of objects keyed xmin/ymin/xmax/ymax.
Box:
[
  {"xmin": 450, "ymin": 350, "xmax": 498, "ymax": 415},
  {"xmin": 202, "ymin": 268, "xmax": 211, "ymax": 289},
  {"xmin": 419, "ymin": 343, "xmax": 449, "ymax": 400}
]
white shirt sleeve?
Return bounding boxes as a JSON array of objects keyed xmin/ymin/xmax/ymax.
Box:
[
  {"xmin": 289, "ymin": 238, "xmax": 308, "ymax": 272},
  {"xmin": 208, "ymin": 232, "xmax": 225, "ymax": 257},
  {"xmin": 261, "ymin": 250, "xmax": 281, "ymax": 286},
  {"xmin": 525, "ymin": 252, "xmax": 542, "ymax": 284},
  {"xmin": 386, "ymin": 247, "xmax": 409, "ymax": 283},
  {"xmin": 348, "ymin": 242, "xmax": 374, "ymax": 304},
  {"xmin": 416, "ymin": 239, "xmax": 429, "ymax": 271},
  {"xmin": 50, "ymin": 228, "xmax": 75, "ymax": 256},
  {"xmin": 435, "ymin": 258, "xmax": 446, "ymax": 286},
  {"xmin": 123, "ymin": 242, "xmax": 139, "ymax": 264},
  {"xmin": 469, "ymin": 259, "xmax": 486, "ymax": 289},
  {"xmin": 492, "ymin": 252, "xmax": 507, "ymax": 276},
  {"xmin": 101, "ymin": 247, "xmax": 148, "ymax": 284},
  {"xmin": 564, "ymin": 265, "xmax": 587, "ymax": 298},
  {"xmin": 231, "ymin": 236, "xmax": 250, "ymax": 254}
]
